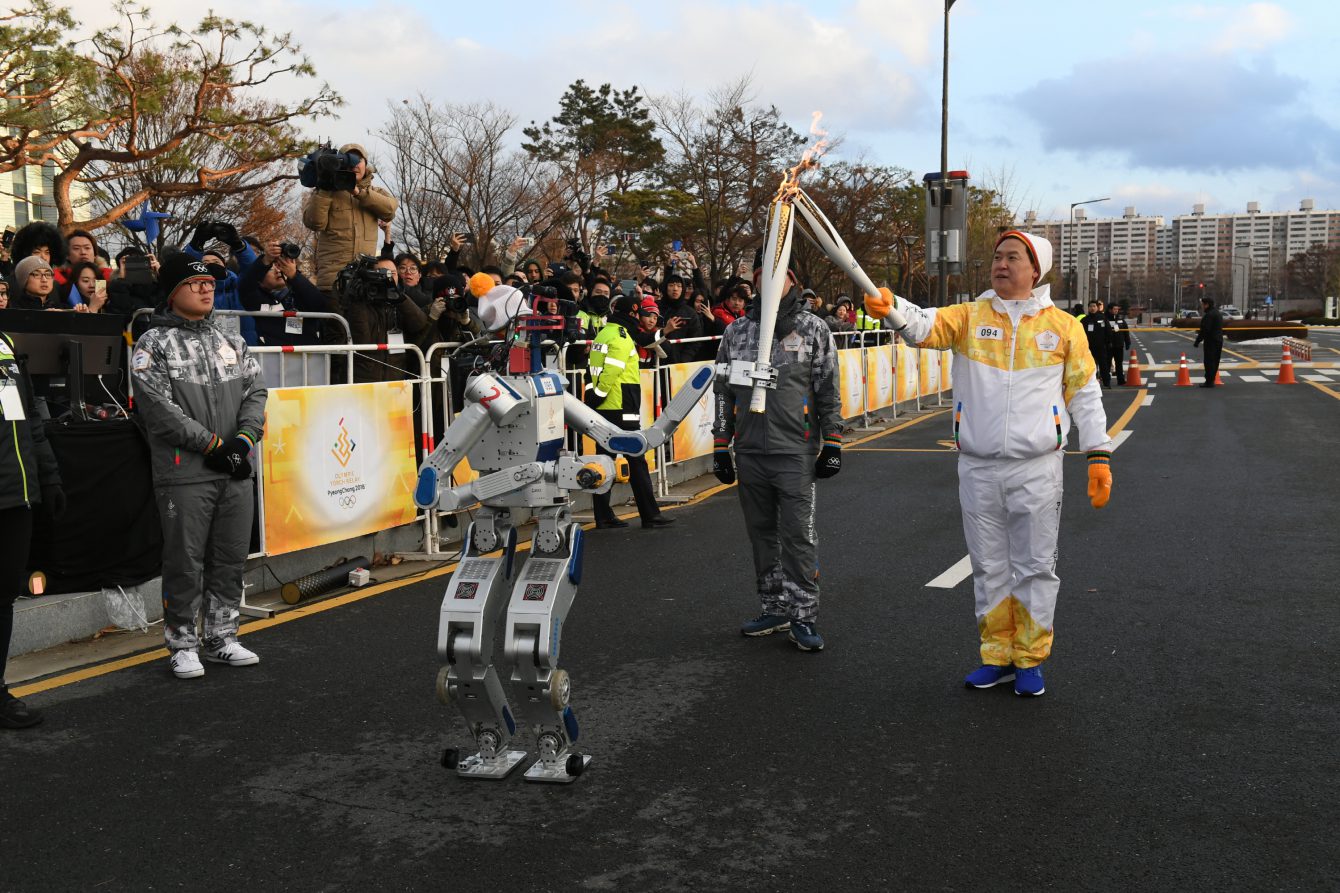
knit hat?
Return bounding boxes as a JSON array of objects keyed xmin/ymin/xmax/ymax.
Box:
[
  {"xmin": 14, "ymin": 255, "xmax": 52, "ymax": 287},
  {"xmin": 158, "ymin": 253, "xmax": 212, "ymax": 299},
  {"xmin": 638, "ymin": 296, "xmax": 661, "ymax": 317},
  {"xmin": 995, "ymin": 230, "xmax": 1053, "ymax": 284}
]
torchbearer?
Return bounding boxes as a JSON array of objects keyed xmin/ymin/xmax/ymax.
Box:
[
  {"xmin": 864, "ymin": 231, "xmax": 1112, "ymax": 696},
  {"xmin": 712, "ymin": 248, "xmax": 842, "ymax": 653}
]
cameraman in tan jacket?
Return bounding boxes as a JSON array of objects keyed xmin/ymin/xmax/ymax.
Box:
[{"xmin": 301, "ymin": 143, "xmax": 399, "ymax": 291}]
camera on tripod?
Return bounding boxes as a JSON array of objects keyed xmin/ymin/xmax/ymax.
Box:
[{"xmin": 298, "ymin": 142, "xmax": 363, "ymax": 192}]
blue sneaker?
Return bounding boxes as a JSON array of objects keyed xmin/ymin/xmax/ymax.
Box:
[
  {"xmin": 788, "ymin": 620, "xmax": 824, "ymax": 652},
  {"xmin": 741, "ymin": 614, "xmax": 790, "ymax": 637},
  {"xmin": 964, "ymin": 664, "xmax": 1016, "ymax": 689},
  {"xmin": 1013, "ymin": 665, "xmax": 1045, "ymax": 696}
]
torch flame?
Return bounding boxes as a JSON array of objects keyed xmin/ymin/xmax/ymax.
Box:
[{"xmin": 774, "ymin": 111, "xmax": 830, "ymax": 201}]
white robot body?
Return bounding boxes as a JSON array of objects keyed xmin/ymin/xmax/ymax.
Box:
[{"xmin": 419, "ymin": 359, "xmax": 714, "ymax": 783}]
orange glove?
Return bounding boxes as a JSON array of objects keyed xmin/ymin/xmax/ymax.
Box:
[
  {"xmin": 863, "ymin": 286, "xmax": 894, "ymax": 320},
  {"xmin": 1087, "ymin": 451, "xmax": 1112, "ymax": 509}
]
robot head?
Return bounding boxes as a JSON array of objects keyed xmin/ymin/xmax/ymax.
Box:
[{"xmin": 476, "ymin": 283, "xmax": 531, "ymax": 332}]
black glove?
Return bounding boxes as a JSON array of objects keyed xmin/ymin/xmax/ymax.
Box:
[
  {"xmin": 189, "ymin": 222, "xmax": 212, "ymax": 251},
  {"xmin": 583, "ymin": 384, "xmax": 605, "ymax": 410},
  {"xmin": 44, "ymin": 484, "xmax": 67, "ymax": 520},
  {"xmin": 204, "ymin": 436, "xmax": 255, "ymax": 480},
  {"xmin": 712, "ymin": 450, "xmax": 735, "ymax": 485},
  {"xmin": 212, "ymin": 221, "xmax": 244, "ymax": 252},
  {"xmin": 814, "ymin": 445, "xmax": 842, "ymax": 479}
]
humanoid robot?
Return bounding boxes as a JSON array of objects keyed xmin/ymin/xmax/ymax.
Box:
[{"xmin": 413, "ymin": 277, "xmax": 710, "ymax": 782}]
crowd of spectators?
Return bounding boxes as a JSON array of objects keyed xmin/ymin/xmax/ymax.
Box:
[{"xmin": 1, "ymin": 150, "xmax": 897, "ymax": 399}]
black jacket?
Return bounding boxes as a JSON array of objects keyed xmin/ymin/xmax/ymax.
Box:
[
  {"xmin": 1083, "ymin": 313, "xmax": 1111, "ymax": 357},
  {"xmin": 0, "ymin": 332, "xmax": 62, "ymax": 510},
  {"xmin": 239, "ymin": 261, "xmax": 333, "ymax": 346},
  {"xmin": 1195, "ymin": 308, "xmax": 1224, "ymax": 346}
]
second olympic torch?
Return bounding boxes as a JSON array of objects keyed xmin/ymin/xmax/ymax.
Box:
[
  {"xmin": 793, "ymin": 188, "xmax": 908, "ymax": 332},
  {"xmin": 750, "ymin": 198, "xmax": 797, "ymax": 413}
]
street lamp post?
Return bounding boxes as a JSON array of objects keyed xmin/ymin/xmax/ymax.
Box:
[
  {"xmin": 937, "ymin": 0, "xmax": 956, "ymax": 308},
  {"xmin": 901, "ymin": 234, "xmax": 919, "ymax": 300},
  {"xmin": 1067, "ymin": 197, "xmax": 1109, "ymax": 303}
]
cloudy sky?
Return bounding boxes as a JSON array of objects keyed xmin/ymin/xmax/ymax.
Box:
[{"xmin": 67, "ymin": 0, "xmax": 1340, "ymax": 222}]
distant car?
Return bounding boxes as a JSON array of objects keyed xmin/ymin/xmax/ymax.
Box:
[
  {"xmin": 1221, "ymin": 305, "xmax": 1244, "ymax": 320},
  {"xmin": 1180, "ymin": 310, "xmax": 1200, "ymax": 319}
]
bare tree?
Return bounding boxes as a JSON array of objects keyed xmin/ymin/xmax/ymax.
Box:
[
  {"xmin": 382, "ymin": 96, "xmax": 567, "ymax": 267},
  {"xmin": 647, "ymin": 78, "xmax": 806, "ymax": 286},
  {"xmin": 28, "ymin": 2, "xmax": 340, "ymax": 233}
]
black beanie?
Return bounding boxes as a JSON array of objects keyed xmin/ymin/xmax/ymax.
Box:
[{"xmin": 158, "ymin": 253, "xmax": 212, "ymax": 299}]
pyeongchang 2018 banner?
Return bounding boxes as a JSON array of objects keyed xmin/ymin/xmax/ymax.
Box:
[{"xmin": 261, "ymin": 382, "xmax": 419, "ymax": 555}]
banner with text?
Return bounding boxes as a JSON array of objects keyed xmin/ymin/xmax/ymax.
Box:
[{"xmin": 262, "ymin": 382, "xmax": 419, "ymax": 555}]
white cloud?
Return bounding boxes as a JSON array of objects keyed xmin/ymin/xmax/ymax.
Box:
[{"xmin": 1209, "ymin": 3, "xmax": 1294, "ymax": 53}]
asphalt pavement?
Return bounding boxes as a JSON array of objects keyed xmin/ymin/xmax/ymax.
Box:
[{"xmin": 2, "ymin": 373, "xmax": 1337, "ymax": 892}]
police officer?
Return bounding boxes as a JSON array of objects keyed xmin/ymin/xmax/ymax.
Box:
[
  {"xmin": 1, "ymin": 330, "xmax": 65, "ymax": 727},
  {"xmin": 1106, "ymin": 302, "xmax": 1131, "ymax": 385},
  {"xmin": 1083, "ymin": 300, "xmax": 1112, "ymax": 388},
  {"xmin": 586, "ymin": 295, "xmax": 671, "ymax": 530}
]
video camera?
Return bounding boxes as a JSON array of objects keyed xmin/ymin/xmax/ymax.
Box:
[
  {"xmin": 524, "ymin": 283, "xmax": 583, "ymax": 344},
  {"xmin": 335, "ymin": 255, "xmax": 400, "ymax": 305},
  {"xmin": 298, "ymin": 142, "xmax": 362, "ymax": 192},
  {"xmin": 563, "ymin": 237, "xmax": 590, "ymax": 270}
]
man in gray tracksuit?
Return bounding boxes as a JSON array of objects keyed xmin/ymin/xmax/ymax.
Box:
[
  {"xmin": 131, "ymin": 255, "xmax": 268, "ymax": 679},
  {"xmin": 712, "ymin": 267, "xmax": 842, "ymax": 652}
]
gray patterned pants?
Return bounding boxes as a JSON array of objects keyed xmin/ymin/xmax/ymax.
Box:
[
  {"xmin": 154, "ymin": 478, "xmax": 252, "ymax": 651},
  {"xmin": 735, "ymin": 452, "xmax": 820, "ymax": 623}
]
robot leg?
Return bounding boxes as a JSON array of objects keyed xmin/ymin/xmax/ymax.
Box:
[
  {"xmin": 436, "ymin": 508, "xmax": 528, "ymax": 779},
  {"xmin": 503, "ymin": 510, "xmax": 590, "ymax": 783}
]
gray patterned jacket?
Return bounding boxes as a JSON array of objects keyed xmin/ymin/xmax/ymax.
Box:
[
  {"xmin": 713, "ymin": 306, "xmax": 841, "ymax": 455},
  {"xmin": 131, "ymin": 310, "xmax": 267, "ymax": 485}
]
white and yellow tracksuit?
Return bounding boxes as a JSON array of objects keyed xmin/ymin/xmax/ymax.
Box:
[{"xmin": 895, "ymin": 286, "xmax": 1110, "ymax": 667}]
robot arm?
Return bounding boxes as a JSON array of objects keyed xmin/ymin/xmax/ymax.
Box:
[
  {"xmin": 415, "ymin": 373, "xmax": 531, "ymax": 509},
  {"xmin": 563, "ymin": 393, "xmax": 649, "ymax": 456},
  {"xmin": 560, "ymin": 364, "xmax": 714, "ymax": 454},
  {"xmin": 642, "ymin": 364, "xmax": 713, "ymax": 450}
]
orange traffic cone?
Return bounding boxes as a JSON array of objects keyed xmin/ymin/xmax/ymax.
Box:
[
  {"xmin": 1125, "ymin": 349, "xmax": 1143, "ymax": 386},
  {"xmin": 1214, "ymin": 369, "xmax": 1224, "ymax": 385},
  {"xmin": 1276, "ymin": 344, "xmax": 1297, "ymax": 384},
  {"xmin": 1175, "ymin": 352, "xmax": 1193, "ymax": 386}
]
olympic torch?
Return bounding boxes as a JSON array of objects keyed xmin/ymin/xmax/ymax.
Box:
[
  {"xmin": 793, "ymin": 188, "xmax": 908, "ymax": 331},
  {"xmin": 750, "ymin": 197, "xmax": 796, "ymax": 413}
]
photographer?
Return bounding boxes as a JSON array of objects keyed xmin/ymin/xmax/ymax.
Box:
[
  {"xmin": 301, "ymin": 143, "xmax": 399, "ymax": 291},
  {"xmin": 107, "ymin": 247, "xmax": 163, "ymax": 318},
  {"xmin": 183, "ymin": 220, "xmax": 258, "ymax": 345},
  {"xmin": 336, "ymin": 256, "xmax": 430, "ymax": 383},
  {"xmin": 239, "ymin": 241, "xmax": 332, "ymax": 345}
]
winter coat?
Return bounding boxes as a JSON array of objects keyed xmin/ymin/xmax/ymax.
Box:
[
  {"xmin": 340, "ymin": 289, "xmax": 431, "ymax": 383},
  {"xmin": 897, "ymin": 288, "xmax": 1110, "ymax": 459},
  {"xmin": 238, "ymin": 261, "xmax": 334, "ymax": 346},
  {"xmin": 129, "ymin": 309, "xmax": 267, "ymax": 486},
  {"xmin": 713, "ymin": 288, "xmax": 841, "ymax": 456},
  {"xmin": 0, "ymin": 332, "xmax": 62, "ymax": 510},
  {"xmin": 302, "ymin": 166, "xmax": 399, "ymax": 291},
  {"xmin": 1195, "ymin": 308, "xmax": 1224, "ymax": 346}
]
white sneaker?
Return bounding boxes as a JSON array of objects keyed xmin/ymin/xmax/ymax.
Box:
[
  {"xmin": 202, "ymin": 639, "xmax": 260, "ymax": 667},
  {"xmin": 170, "ymin": 650, "xmax": 205, "ymax": 679}
]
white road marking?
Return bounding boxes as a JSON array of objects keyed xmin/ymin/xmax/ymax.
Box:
[
  {"xmin": 1303, "ymin": 374, "xmax": 1334, "ymax": 382},
  {"xmin": 1155, "ymin": 371, "xmax": 1176, "ymax": 378},
  {"xmin": 1145, "ymin": 352, "xmax": 1155, "ymax": 365},
  {"xmin": 1239, "ymin": 375, "xmax": 1269, "ymax": 382},
  {"xmin": 926, "ymin": 555, "xmax": 973, "ymax": 589},
  {"xmin": 1142, "ymin": 395, "xmax": 1155, "ymax": 406},
  {"xmin": 1112, "ymin": 430, "xmax": 1133, "ymax": 451}
]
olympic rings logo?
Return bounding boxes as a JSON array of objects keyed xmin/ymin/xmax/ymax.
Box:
[{"xmin": 339, "ymin": 495, "xmax": 358, "ymax": 508}]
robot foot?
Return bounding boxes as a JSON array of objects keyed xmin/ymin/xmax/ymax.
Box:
[
  {"xmin": 442, "ymin": 745, "xmax": 529, "ymax": 780},
  {"xmin": 523, "ymin": 751, "xmax": 590, "ymax": 784}
]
